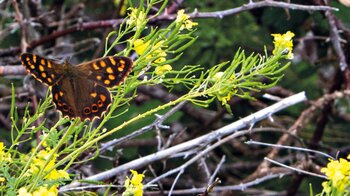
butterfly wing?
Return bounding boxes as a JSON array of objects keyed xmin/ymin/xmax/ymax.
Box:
[
  {"xmin": 77, "ymin": 56, "xmax": 133, "ymax": 88},
  {"xmin": 51, "ymin": 75, "xmax": 111, "ymax": 120},
  {"xmin": 20, "ymin": 53, "xmax": 64, "ymax": 86}
]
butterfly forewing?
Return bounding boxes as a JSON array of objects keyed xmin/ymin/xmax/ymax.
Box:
[
  {"xmin": 52, "ymin": 75, "xmax": 111, "ymax": 120},
  {"xmin": 20, "ymin": 53, "xmax": 133, "ymax": 121},
  {"xmin": 20, "ymin": 53, "xmax": 64, "ymax": 86},
  {"xmin": 78, "ymin": 56, "xmax": 133, "ymax": 88}
]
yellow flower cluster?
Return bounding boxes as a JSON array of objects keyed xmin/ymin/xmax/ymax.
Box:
[
  {"xmin": 155, "ymin": 64, "xmax": 172, "ymax": 76},
  {"xmin": 122, "ymin": 170, "xmax": 145, "ymax": 196},
  {"xmin": 134, "ymin": 39, "xmax": 166, "ymax": 58},
  {"xmin": 0, "ymin": 142, "xmax": 12, "ymax": 163},
  {"xmin": 134, "ymin": 38, "xmax": 172, "ymax": 76},
  {"xmin": 27, "ymin": 148, "xmax": 70, "ymax": 180},
  {"xmin": 18, "ymin": 185, "xmax": 58, "ymax": 196},
  {"xmin": 321, "ymin": 155, "xmax": 350, "ymax": 194},
  {"xmin": 175, "ymin": 9, "xmax": 198, "ymax": 31},
  {"xmin": 15, "ymin": 148, "xmax": 69, "ymax": 196},
  {"xmin": 271, "ymin": 31, "xmax": 295, "ymax": 59},
  {"xmin": 126, "ymin": 7, "xmax": 146, "ymax": 29}
]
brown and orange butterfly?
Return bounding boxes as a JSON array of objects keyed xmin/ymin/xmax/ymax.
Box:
[{"xmin": 20, "ymin": 53, "xmax": 133, "ymax": 120}]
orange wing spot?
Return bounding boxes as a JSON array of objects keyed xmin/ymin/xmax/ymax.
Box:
[
  {"xmin": 118, "ymin": 65, "xmax": 125, "ymax": 72},
  {"xmin": 90, "ymin": 92, "xmax": 97, "ymax": 98},
  {"xmin": 62, "ymin": 104, "xmax": 69, "ymax": 111},
  {"xmin": 54, "ymin": 93, "xmax": 59, "ymax": 100},
  {"xmin": 59, "ymin": 91, "xmax": 64, "ymax": 96},
  {"xmin": 47, "ymin": 61, "xmax": 52, "ymax": 68},
  {"xmin": 26, "ymin": 57, "xmax": 30, "ymax": 62},
  {"xmin": 100, "ymin": 61, "xmax": 107, "ymax": 67},
  {"xmin": 108, "ymin": 74, "xmax": 115, "ymax": 80},
  {"xmin": 83, "ymin": 107, "xmax": 91, "ymax": 114},
  {"xmin": 33, "ymin": 55, "xmax": 37, "ymax": 63},
  {"xmin": 109, "ymin": 57, "xmax": 116, "ymax": 65},
  {"xmin": 106, "ymin": 67, "xmax": 113, "ymax": 73},
  {"xmin": 96, "ymin": 75, "xmax": 102, "ymax": 80},
  {"xmin": 41, "ymin": 72, "xmax": 47, "ymax": 78},
  {"xmin": 119, "ymin": 60, "xmax": 125, "ymax": 66},
  {"xmin": 100, "ymin": 94, "xmax": 107, "ymax": 102},
  {"xmin": 47, "ymin": 78, "xmax": 53, "ymax": 83},
  {"xmin": 57, "ymin": 100, "xmax": 63, "ymax": 107},
  {"xmin": 104, "ymin": 79, "xmax": 111, "ymax": 85},
  {"xmin": 41, "ymin": 59, "xmax": 45, "ymax": 65},
  {"xmin": 91, "ymin": 104, "xmax": 98, "ymax": 112},
  {"xmin": 30, "ymin": 64, "xmax": 35, "ymax": 69},
  {"xmin": 39, "ymin": 65, "xmax": 44, "ymax": 72},
  {"xmin": 51, "ymin": 74, "xmax": 55, "ymax": 78},
  {"xmin": 93, "ymin": 63, "xmax": 99, "ymax": 70},
  {"xmin": 97, "ymin": 100, "xmax": 103, "ymax": 107}
]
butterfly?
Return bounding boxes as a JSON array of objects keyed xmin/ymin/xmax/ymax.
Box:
[{"xmin": 20, "ymin": 53, "xmax": 133, "ymax": 121}]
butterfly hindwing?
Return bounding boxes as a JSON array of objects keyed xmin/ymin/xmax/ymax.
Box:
[
  {"xmin": 20, "ymin": 53, "xmax": 64, "ymax": 86},
  {"xmin": 78, "ymin": 56, "xmax": 133, "ymax": 88},
  {"xmin": 51, "ymin": 75, "xmax": 111, "ymax": 120}
]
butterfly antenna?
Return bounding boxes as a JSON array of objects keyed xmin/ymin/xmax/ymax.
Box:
[{"xmin": 64, "ymin": 56, "xmax": 72, "ymax": 64}]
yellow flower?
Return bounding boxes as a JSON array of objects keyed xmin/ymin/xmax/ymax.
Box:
[
  {"xmin": 134, "ymin": 38, "xmax": 168, "ymax": 64},
  {"xmin": 134, "ymin": 39, "xmax": 150, "ymax": 55},
  {"xmin": 126, "ymin": 7, "xmax": 146, "ymax": 28},
  {"xmin": 28, "ymin": 149, "xmax": 70, "ymax": 180},
  {"xmin": 155, "ymin": 64, "xmax": 172, "ymax": 76},
  {"xmin": 0, "ymin": 142, "xmax": 4, "ymax": 152},
  {"xmin": 130, "ymin": 170, "xmax": 144, "ymax": 185},
  {"xmin": 322, "ymin": 181, "xmax": 331, "ymax": 194},
  {"xmin": 183, "ymin": 20, "xmax": 198, "ymax": 31},
  {"xmin": 321, "ymin": 156, "xmax": 350, "ymax": 193},
  {"xmin": 271, "ymin": 31, "xmax": 295, "ymax": 59},
  {"xmin": 122, "ymin": 170, "xmax": 145, "ymax": 196},
  {"xmin": 176, "ymin": 9, "xmax": 198, "ymax": 30},
  {"xmin": 17, "ymin": 187, "xmax": 32, "ymax": 196},
  {"xmin": 17, "ymin": 185, "xmax": 58, "ymax": 196},
  {"xmin": 32, "ymin": 185, "xmax": 58, "ymax": 196},
  {"xmin": 0, "ymin": 142, "xmax": 12, "ymax": 162},
  {"xmin": 176, "ymin": 9, "xmax": 189, "ymax": 22},
  {"xmin": 154, "ymin": 57, "xmax": 166, "ymax": 64},
  {"xmin": 45, "ymin": 169, "xmax": 70, "ymax": 180},
  {"xmin": 0, "ymin": 177, "xmax": 5, "ymax": 183}
]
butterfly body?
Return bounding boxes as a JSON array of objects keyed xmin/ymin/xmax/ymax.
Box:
[{"xmin": 20, "ymin": 53, "xmax": 133, "ymax": 120}]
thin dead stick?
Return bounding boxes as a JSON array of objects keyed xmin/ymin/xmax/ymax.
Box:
[
  {"xmin": 325, "ymin": 11, "xmax": 347, "ymax": 71},
  {"xmin": 189, "ymin": 1, "xmax": 338, "ymax": 18},
  {"xmin": 264, "ymin": 157, "xmax": 327, "ymax": 179},
  {"xmin": 60, "ymin": 91, "xmax": 307, "ymax": 191},
  {"xmin": 143, "ymin": 172, "xmax": 292, "ymax": 195},
  {"xmin": 208, "ymin": 156, "xmax": 225, "ymax": 185},
  {"xmin": 154, "ymin": 0, "xmax": 338, "ymax": 21},
  {"xmin": 246, "ymin": 140, "xmax": 334, "ymax": 159}
]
